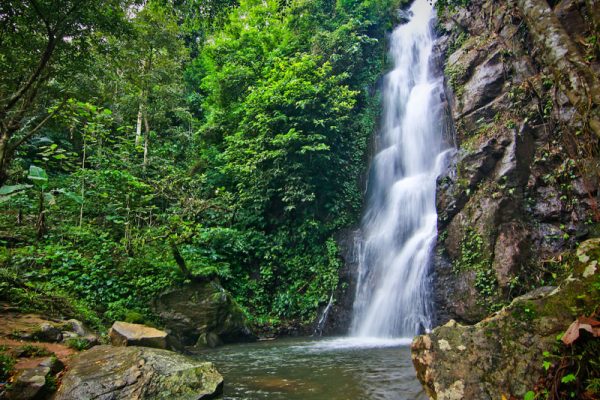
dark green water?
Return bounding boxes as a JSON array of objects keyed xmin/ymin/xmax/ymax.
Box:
[{"xmin": 194, "ymin": 337, "xmax": 427, "ymax": 400}]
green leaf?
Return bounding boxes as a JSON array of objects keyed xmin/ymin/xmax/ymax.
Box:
[
  {"xmin": 27, "ymin": 165, "xmax": 48, "ymax": 187},
  {"xmin": 0, "ymin": 184, "xmax": 32, "ymax": 195},
  {"xmin": 44, "ymin": 192, "xmax": 56, "ymax": 206},
  {"xmin": 62, "ymin": 191, "xmax": 84, "ymax": 205},
  {"xmin": 543, "ymin": 361, "xmax": 551, "ymax": 371},
  {"xmin": 561, "ymin": 374, "xmax": 577, "ymax": 384},
  {"xmin": 524, "ymin": 391, "xmax": 535, "ymax": 400},
  {"xmin": 0, "ymin": 184, "xmax": 32, "ymax": 203}
]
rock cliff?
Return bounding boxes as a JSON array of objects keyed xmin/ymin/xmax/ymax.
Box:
[
  {"xmin": 413, "ymin": 0, "xmax": 600, "ymax": 398},
  {"xmin": 433, "ymin": 0, "xmax": 599, "ymax": 326}
]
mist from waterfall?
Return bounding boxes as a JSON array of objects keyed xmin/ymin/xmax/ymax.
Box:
[{"xmin": 350, "ymin": 0, "xmax": 449, "ymax": 338}]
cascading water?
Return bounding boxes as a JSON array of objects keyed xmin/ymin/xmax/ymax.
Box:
[{"xmin": 350, "ymin": 0, "xmax": 450, "ymax": 338}]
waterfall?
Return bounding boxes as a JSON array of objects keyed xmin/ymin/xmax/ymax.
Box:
[
  {"xmin": 313, "ymin": 292, "xmax": 335, "ymax": 336},
  {"xmin": 350, "ymin": 0, "xmax": 450, "ymax": 338}
]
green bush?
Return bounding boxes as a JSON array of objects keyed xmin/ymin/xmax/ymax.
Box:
[
  {"xmin": 65, "ymin": 338, "xmax": 91, "ymax": 351},
  {"xmin": 16, "ymin": 345, "xmax": 52, "ymax": 358},
  {"xmin": 0, "ymin": 352, "xmax": 15, "ymax": 382}
]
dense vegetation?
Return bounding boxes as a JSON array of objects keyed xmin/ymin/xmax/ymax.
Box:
[{"xmin": 0, "ymin": 0, "xmax": 403, "ymax": 330}]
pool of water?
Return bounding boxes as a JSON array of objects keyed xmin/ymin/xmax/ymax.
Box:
[{"xmin": 193, "ymin": 337, "xmax": 427, "ymax": 400}]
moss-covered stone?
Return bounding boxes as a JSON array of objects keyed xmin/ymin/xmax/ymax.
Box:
[
  {"xmin": 153, "ymin": 280, "xmax": 256, "ymax": 348},
  {"xmin": 413, "ymin": 239, "xmax": 600, "ymax": 400},
  {"xmin": 54, "ymin": 345, "xmax": 223, "ymax": 400}
]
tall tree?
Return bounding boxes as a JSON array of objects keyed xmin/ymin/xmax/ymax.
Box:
[{"xmin": 0, "ymin": 0, "xmax": 129, "ymax": 185}]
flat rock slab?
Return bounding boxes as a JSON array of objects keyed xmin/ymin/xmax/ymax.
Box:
[
  {"xmin": 54, "ymin": 345, "xmax": 223, "ymax": 400},
  {"xmin": 109, "ymin": 321, "xmax": 168, "ymax": 349}
]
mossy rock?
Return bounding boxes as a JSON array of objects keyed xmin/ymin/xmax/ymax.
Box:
[
  {"xmin": 153, "ymin": 280, "xmax": 257, "ymax": 348},
  {"xmin": 54, "ymin": 345, "xmax": 223, "ymax": 400},
  {"xmin": 413, "ymin": 238, "xmax": 600, "ymax": 399}
]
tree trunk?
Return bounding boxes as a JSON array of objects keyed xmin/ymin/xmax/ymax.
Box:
[
  {"xmin": 79, "ymin": 138, "xmax": 86, "ymax": 227},
  {"xmin": 143, "ymin": 112, "xmax": 150, "ymax": 168},
  {"xmin": 0, "ymin": 131, "xmax": 10, "ymax": 187},
  {"xmin": 135, "ymin": 98, "xmax": 144, "ymax": 147},
  {"xmin": 170, "ymin": 241, "xmax": 192, "ymax": 279},
  {"xmin": 0, "ymin": 100, "xmax": 66, "ymax": 186},
  {"xmin": 516, "ymin": 0, "xmax": 600, "ymax": 137},
  {"xmin": 36, "ymin": 190, "xmax": 46, "ymax": 240}
]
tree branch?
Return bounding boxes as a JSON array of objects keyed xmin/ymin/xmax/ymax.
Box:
[
  {"xmin": 8, "ymin": 98, "xmax": 68, "ymax": 151},
  {"xmin": 0, "ymin": 36, "xmax": 57, "ymax": 118}
]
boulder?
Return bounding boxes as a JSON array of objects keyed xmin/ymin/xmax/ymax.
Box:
[
  {"xmin": 37, "ymin": 322, "xmax": 63, "ymax": 342},
  {"xmin": 54, "ymin": 345, "xmax": 223, "ymax": 400},
  {"xmin": 109, "ymin": 321, "xmax": 168, "ymax": 349},
  {"xmin": 154, "ymin": 281, "xmax": 256, "ymax": 348},
  {"xmin": 196, "ymin": 332, "xmax": 223, "ymax": 348},
  {"xmin": 65, "ymin": 319, "xmax": 87, "ymax": 336},
  {"xmin": 39, "ymin": 356, "xmax": 64, "ymax": 374},
  {"xmin": 413, "ymin": 239, "xmax": 600, "ymax": 399},
  {"xmin": 5, "ymin": 366, "xmax": 50, "ymax": 400}
]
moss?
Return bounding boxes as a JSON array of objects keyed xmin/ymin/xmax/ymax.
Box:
[
  {"xmin": 454, "ymin": 228, "xmax": 500, "ymax": 312},
  {"xmin": 16, "ymin": 344, "xmax": 53, "ymax": 358},
  {"xmin": 511, "ymin": 301, "xmax": 538, "ymax": 322},
  {"xmin": 0, "ymin": 268, "xmax": 104, "ymax": 332},
  {"xmin": 445, "ymin": 62, "xmax": 468, "ymax": 98},
  {"xmin": 124, "ymin": 311, "xmax": 146, "ymax": 324},
  {"xmin": 45, "ymin": 374, "xmax": 58, "ymax": 392},
  {"xmin": 532, "ymin": 240, "xmax": 600, "ymax": 320},
  {"xmin": 454, "ymin": 160, "xmax": 472, "ymax": 191},
  {"xmin": 527, "ymin": 240, "xmax": 600, "ymax": 398}
]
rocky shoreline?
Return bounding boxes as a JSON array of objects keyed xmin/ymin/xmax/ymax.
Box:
[{"xmin": 0, "ymin": 279, "xmax": 257, "ymax": 399}]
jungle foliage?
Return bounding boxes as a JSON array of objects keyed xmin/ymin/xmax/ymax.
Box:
[{"xmin": 0, "ymin": 0, "xmax": 402, "ymax": 329}]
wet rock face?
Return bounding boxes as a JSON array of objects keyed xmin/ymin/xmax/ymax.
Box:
[
  {"xmin": 153, "ymin": 281, "xmax": 256, "ymax": 348},
  {"xmin": 458, "ymin": 51, "xmax": 507, "ymax": 116},
  {"xmin": 432, "ymin": 252, "xmax": 486, "ymax": 324},
  {"xmin": 54, "ymin": 345, "xmax": 223, "ymax": 400},
  {"xmin": 432, "ymin": 0, "xmax": 598, "ymax": 326},
  {"xmin": 317, "ymin": 228, "xmax": 360, "ymax": 336},
  {"xmin": 414, "ymin": 239, "xmax": 600, "ymax": 400}
]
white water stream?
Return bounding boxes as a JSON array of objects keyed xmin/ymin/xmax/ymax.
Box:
[{"xmin": 350, "ymin": 0, "xmax": 450, "ymax": 338}]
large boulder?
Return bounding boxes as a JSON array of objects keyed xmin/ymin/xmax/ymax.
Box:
[
  {"xmin": 109, "ymin": 321, "xmax": 168, "ymax": 349},
  {"xmin": 412, "ymin": 239, "xmax": 600, "ymax": 399},
  {"xmin": 5, "ymin": 366, "xmax": 51, "ymax": 400},
  {"xmin": 54, "ymin": 345, "xmax": 223, "ymax": 400},
  {"xmin": 154, "ymin": 280, "xmax": 256, "ymax": 348}
]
